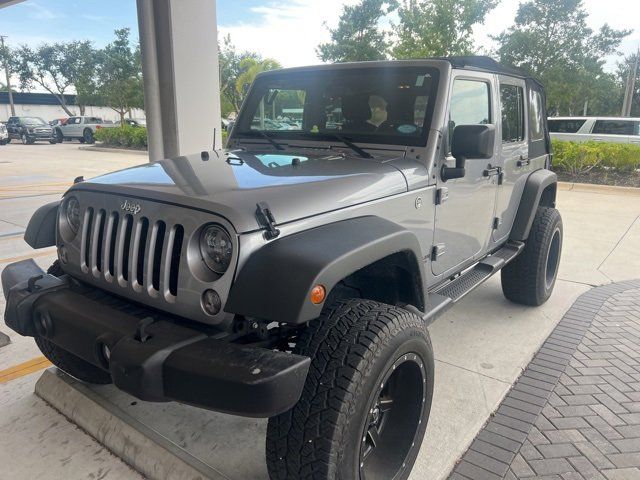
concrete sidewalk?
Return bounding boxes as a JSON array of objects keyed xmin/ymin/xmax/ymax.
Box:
[{"xmin": 0, "ymin": 142, "xmax": 639, "ymax": 480}]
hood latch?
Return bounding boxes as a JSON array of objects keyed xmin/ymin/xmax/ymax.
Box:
[{"xmin": 255, "ymin": 202, "xmax": 281, "ymax": 240}]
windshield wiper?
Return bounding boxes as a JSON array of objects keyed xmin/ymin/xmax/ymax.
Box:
[
  {"xmin": 322, "ymin": 133, "xmax": 373, "ymax": 159},
  {"xmin": 239, "ymin": 130, "xmax": 285, "ymax": 151}
]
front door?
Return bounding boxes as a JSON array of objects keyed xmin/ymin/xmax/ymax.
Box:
[{"xmin": 432, "ymin": 72, "xmax": 499, "ymax": 276}]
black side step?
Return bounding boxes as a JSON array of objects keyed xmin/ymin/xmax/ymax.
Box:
[
  {"xmin": 435, "ymin": 241, "xmax": 524, "ymax": 302},
  {"xmin": 412, "ymin": 241, "xmax": 524, "ymax": 326}
]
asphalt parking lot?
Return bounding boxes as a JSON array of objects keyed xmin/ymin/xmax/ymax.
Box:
[{"xmin": 1, "ymin": 142, "xmax": 639, "ymax": 479}]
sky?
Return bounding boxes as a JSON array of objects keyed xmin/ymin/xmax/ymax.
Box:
[{"xmin": 0, "ymin": 0, "xmax": 638, "ymax": 74}]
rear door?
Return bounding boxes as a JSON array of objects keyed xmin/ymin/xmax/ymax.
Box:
[
  {"xmin": 432, "ymin": 71, "xmax": 499, "ymax": 276},
  {"xmin": 493, "ymin": 76, "xmax": 528, "ymax": 243}
]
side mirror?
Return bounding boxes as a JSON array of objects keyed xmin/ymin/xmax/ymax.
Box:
[{"xmin": 442, "ymin": 124, "xmax": 496, "ymax": 181}]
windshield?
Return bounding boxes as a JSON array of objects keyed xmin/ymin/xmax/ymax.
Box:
[
  {"xmin": 234, "ymin": 67, "xmax": 439, "ymax": 147},
  {"xmin": 21, "ymin": 117, "xmax": 47, "ymax": 126}
]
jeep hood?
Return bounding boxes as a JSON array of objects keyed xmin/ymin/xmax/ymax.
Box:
[{"xmin": 70, "ymin": 150, "xmax": 409, "ymax": 233}]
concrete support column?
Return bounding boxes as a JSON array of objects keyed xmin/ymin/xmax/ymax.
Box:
[{"xmin": 137, "ymin": 0, "xmax": 222, "ymax": 161}]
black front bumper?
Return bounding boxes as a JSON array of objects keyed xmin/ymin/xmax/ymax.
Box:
[{"xmin": 2, "ymin": 259, "xmax": 310, "ymax": 417}]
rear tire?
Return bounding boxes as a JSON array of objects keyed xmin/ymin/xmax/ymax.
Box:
[
  {"xmin": 266, "ymin": 299, "xmax": 434, "ymax": 480},
  {"xmin": 34, "ymin": 261, "xmax": 112, "ymax": 385},
  {"xmin": 501, "ymin": 206, "xmax": 563, "ymax": 306}
]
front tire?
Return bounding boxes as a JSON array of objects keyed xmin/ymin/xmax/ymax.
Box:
[
  {"xmin": 501, "ymin": 206, "xmax": 563, "ymax": 306},
  {"xmin": 266, "ymin": 299, "xmax": 434, "ymax": 480},
  {"xmin": 21, "ymin": 133, "xmax": 33, "ymax": 145}
]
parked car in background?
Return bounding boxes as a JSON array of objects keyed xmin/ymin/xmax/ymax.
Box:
[
  {"xmin": 54, "ymin": 116, "xmax": 117, "ymax": 144},
  {"xmin": 124, "ymin": 118, "xmax": 147, "ymax": 128},
  {"xmin": 50, "ymin": 118, "xmax": 68, "ymax": 128},
  {"xmin": 0, "ymin": 122, "xmax": 8, "ymax": 145},
  {"xmin": 6, "ymin": 116, "xmax": 56, "ymax": 144},
  {"xmin": 548, "ymin": 116, "xmax": 640, "ymax": 144}
]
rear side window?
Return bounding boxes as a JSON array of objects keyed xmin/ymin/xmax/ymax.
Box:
[
  {"xmin": 592, "ymin": 120, "xmax": 635, "ymax": 135},
  {"xmin": 548, "ymin": 119, "xmax": 586, "ymax": 133},
  {"xmin": 449, "ymin": 79, "xmax": 491, "ymax": 147},
  {"xmin": 528, "ymin": 89, "xmax": 544, "ymax": 141},
  {"xmin": 500, "ymin": 84, "xmax": 525, "ymax": 143}
]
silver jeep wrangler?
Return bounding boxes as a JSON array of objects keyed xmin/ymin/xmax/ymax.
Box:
[{"xmin": 2, "ymin": 56, "xmax": 561, "ymax": 480}]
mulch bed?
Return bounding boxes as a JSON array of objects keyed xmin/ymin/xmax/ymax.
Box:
[{"xmin": 556, "ymin": 170, "xmax": 640, "ymax": 188}]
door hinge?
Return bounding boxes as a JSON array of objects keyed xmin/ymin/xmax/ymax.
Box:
[
  {"xmin": 483, "ymin": 165, "xmax": 504, "ymax": 184},
  {"xmin": 493, "ymin": 217, "xmax": 503, "ymax": 230},
  {"xmin": 435, "ymin": 187, "xmax": 449, "ymax": 205},
  {"xmin": 255, "ymin": 202, "xmax": 281, "ymax": 240},
  {"xmin": 431, "ymin": 243, "xmax": 446, "ymax": 261}
]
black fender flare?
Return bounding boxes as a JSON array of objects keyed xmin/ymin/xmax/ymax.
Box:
[
  {"xmin": 510, "ymin": 169, "xmax": 557, "ymax": 241},
  {"xmin": 24, "ymin": 201, "xmax": 59, "ymax": 249},
  {"xmin": 225, "ymin": 216, "xmax": 427, "ymax": 325}
]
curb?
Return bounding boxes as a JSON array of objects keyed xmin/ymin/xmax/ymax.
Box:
[
  {"xmin": 35, "ymin": 368, "xmax": 229, "ymax": 480},
  {"xmin": 558, "ymin": 181, "xmax": 640, "ymax": 196},
  {"xmin": 78, "ymin": 145, "xmax": 148, "ymax": 156}
]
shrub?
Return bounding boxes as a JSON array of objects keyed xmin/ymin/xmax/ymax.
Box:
[
  {"xmin": 552, "ymin": 140, "xmax": 640, "ymax": 175},
  {"xmin": 94, "ymin": 125, "xmax": 147, "ymax": 150},
  {"xmin": 95, "ymin": 126, "xmax": 228, "ymax": 150}
]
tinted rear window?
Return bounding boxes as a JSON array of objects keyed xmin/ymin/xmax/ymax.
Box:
[
  {"xmin": 548, "ymin": 119, "xmax": 586, "ymax": 133},
  {"xmin": 592, "ymin": 120, "xmax": 635, "ymax": 135}
]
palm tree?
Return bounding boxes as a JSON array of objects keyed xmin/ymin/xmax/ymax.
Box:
[{"xmin": 235, "ymin": 58, "xmax": 281, "ymax": 100}]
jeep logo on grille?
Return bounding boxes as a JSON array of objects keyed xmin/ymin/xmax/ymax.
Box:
[{"xmin": 121, "ymin": 200, "xmax": 141, "ymax": 215}]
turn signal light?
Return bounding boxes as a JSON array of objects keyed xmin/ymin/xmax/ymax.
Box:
[{"xmin": 310, "ymin": 285, "xmax": 326, "ymax": 304}]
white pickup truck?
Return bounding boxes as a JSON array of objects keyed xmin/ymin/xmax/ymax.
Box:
[{"xmin": 54, "ymin": 116, "xmax": 117, "ymax": 144}]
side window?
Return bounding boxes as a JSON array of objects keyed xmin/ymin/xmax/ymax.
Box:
[
  {"xmin": 449, "ymin": 79, "xmax": 491, "ymax": 147},
  {"xmin": 548, "ymin": 119, "xmax": 586, "ymax": 133},
  {"xmin": 592, "ymin": 120, "xmax": 635, "ymax": 136},
  {"xmin": 500, "ymin": 84, "xmax": 525, "ymax": 143},
  {"xmin": 528, "ymin": 89, "xmax": 544, "ymax": 141}
]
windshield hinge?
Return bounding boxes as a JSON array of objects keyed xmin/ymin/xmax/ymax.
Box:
[{"xmin": 255, "ymin": 202, "xmax": 281, "ymax": 240}]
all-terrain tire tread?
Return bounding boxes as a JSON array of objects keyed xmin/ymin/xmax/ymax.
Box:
[
  {"xmin": 266, "ymin": 299, "xmax": 431, "ymax": 480},
  {"xmin": 501, "ymin": 206, "xmax": 562, "ymax": 306}
]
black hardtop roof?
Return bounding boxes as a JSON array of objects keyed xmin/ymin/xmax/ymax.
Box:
[{"xmin": 439, "ymin": 56, "xmax": 529, "ymax": 78}]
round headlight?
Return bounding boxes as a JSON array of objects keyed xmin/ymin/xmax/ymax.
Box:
[
  {"xmin": 65, "ymin": 196, "xmax": 81, "ymax": 234},
  {"xmin": 199, "ymin": 225, "xmax": 233, "ymax": 274}
]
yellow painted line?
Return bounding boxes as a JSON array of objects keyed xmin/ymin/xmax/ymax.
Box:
[
  {"xmin": 0, "ymin": 249, "xmax": 57, "ymax": 265},
  {"xmin": 0, "ymin": 356, "xmax": 52, "ymax": 384}
]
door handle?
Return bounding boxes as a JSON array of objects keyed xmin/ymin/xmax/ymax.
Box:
[{"xmin": 517, "ymin": 156, "xmax": 530, "ymax": 167}]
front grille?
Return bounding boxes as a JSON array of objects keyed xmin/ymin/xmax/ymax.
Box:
[{"xmin": 80, "ymin": 207, "xmax": 184, "ymax": 302}]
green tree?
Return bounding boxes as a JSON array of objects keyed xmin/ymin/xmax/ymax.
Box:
[
  {"xmin": 317, "ymin": 0, "xmax": 394, "ymax": 62},
  {"xmin": 495, "ymin": 0, "xmax": 630, "ymax": 115},
  {"xmin": 95, "ymin": 28, "xmax": 144, "ymax": 125},
  {"xmin": 218, "ymin": 36, "xmax": 260, "ymax": 116},
  {"xmin": 392, "ymin": 0, "xmax": 498, "ymax": 58},
  {"xmin": 218, "ymin": 36, "xmax": 281, "ymax": 117},
  {"xmin": 12, "ymin": 41, "xmax": 98, "ymax": 116},
  {"xmin": 235, "ymin": 57, "xmax": 281, "ymax": 100}
]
